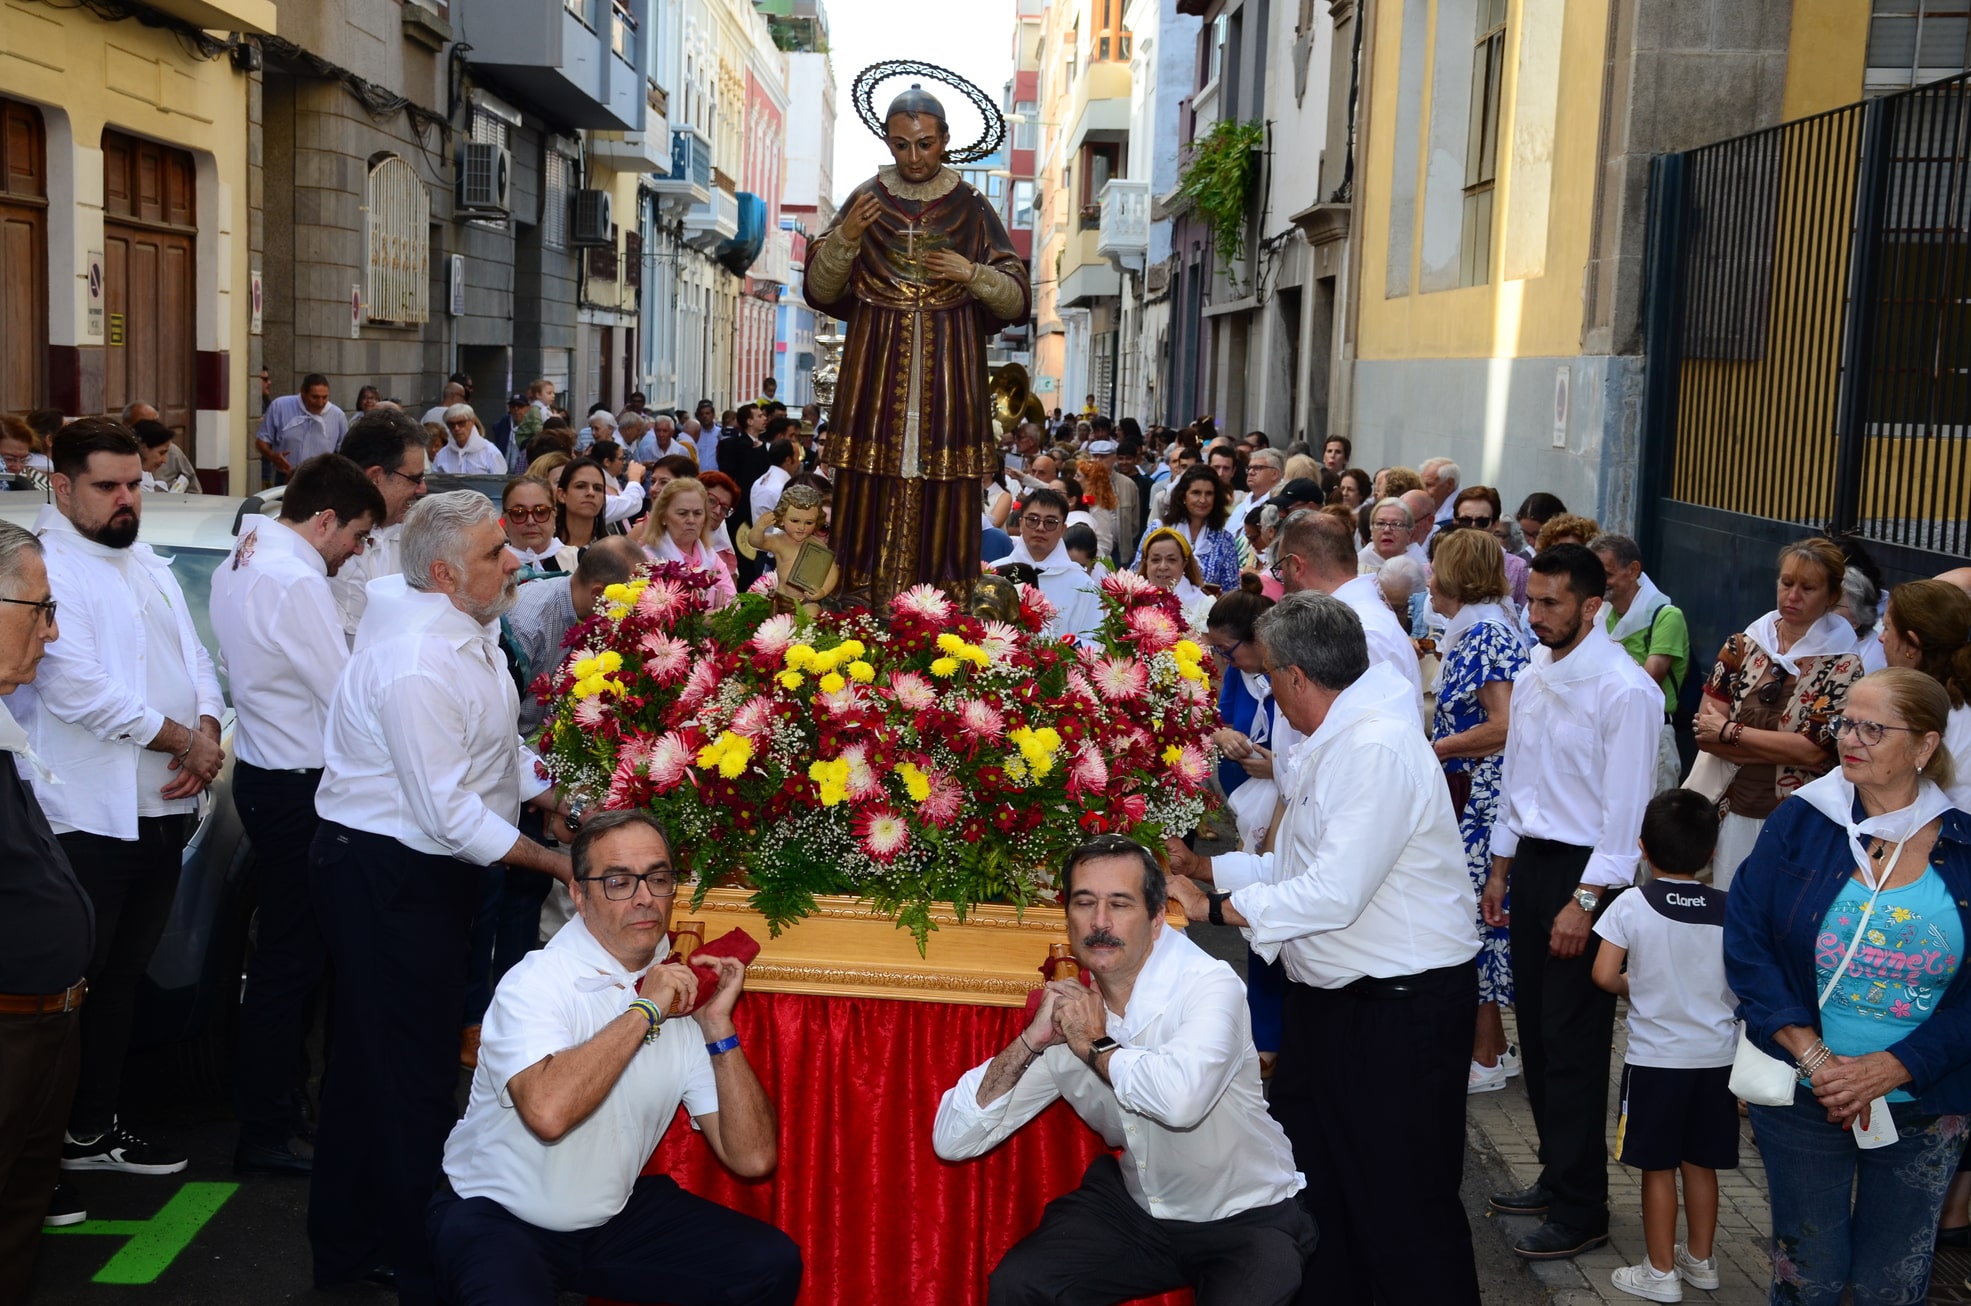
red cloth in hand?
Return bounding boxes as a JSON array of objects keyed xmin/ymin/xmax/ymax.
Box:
[
  {"xmin": 1023, "ymin": 967, "xmax": 1093, "ymax": 1017},
  {"xmin": 681, "ymin": 925, "xmax": 760, "ymax": 1010}
]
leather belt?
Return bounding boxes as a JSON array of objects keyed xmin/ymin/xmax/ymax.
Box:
[{"xmin": 0, "ymin": 980, "xmax": 88, "ymax": 1015}]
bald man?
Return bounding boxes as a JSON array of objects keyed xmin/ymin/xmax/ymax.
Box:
[
  {"xmin": 1939, "ymin": 567, "xmax": 1971, "ymax": 599},
  {"xmin": 1400, "ymin": 490, "xmax": 1437, "ymax": 553}
]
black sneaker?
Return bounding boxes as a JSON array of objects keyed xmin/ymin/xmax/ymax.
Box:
[
  {"xmin": 1514, "ymin": 1220, "xmax": 1610, "ymax": 1260},
  {"xmin": 1487, "ymin": 1182, "xmax": 1552, "ymax": 1216},
  {"xmin": 61, "ymin": 1120, "xmax": 188, "ymax": 1175},
  {"xmin": 43, "ymin": 1182, "xmax": 87, "ymax": 1227}
]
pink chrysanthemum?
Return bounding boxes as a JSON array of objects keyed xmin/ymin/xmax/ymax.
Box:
[
  {"xmin": 920, "ymin": 771, "xmax": 965, "ymax": 828},
  {"xmin": 748, "ymin": 573, "xmax": 780, "ymax": 595},
  {"xmin": 1170, "ymin": 743, "xmax": 1211, "ymax": 788},
  {"xmin": 729, "ymin": 697, "xmax": 775, "ymax": 741},
  {"xmin": 888, "ymin": 671, "xmax": 938, "ymax": 712},
  {"xmin": 852, "ymin": 806, "xmax": 911, "ymax": 862},
  {"xmin": 677, "ymin": 659, "xmax": 721, "ymax": 712},
  {"xmin": 1091, "ymin": 656, "xmax": 1149, "ymax": 701},
  {"xmin": 1115, "ymin": 792, "xmax": 1148, "ymax": 824},
  {"xmin": 1067, "ymin": 746, "xmax": 1110, "ymax": 800},
  {"xmin": 1016, "ymin": 584, "xmax": 1056, "ymax": 631},
  {"xmin": 1063, "ymin": 670, "xmax": 1098, "ymax": 704},
  {"xmin": 749, "ymin": 612, "xmax": 798, "ymax": 656},
  {"xmin": 977, "ymin": 620, "xmax": 1024, "ymax": 660},
  {"xmin": 617, "ymin": 732, "xmax": 657, "ymax": 770},
  {"xmin": 1127, "ymin": 605, "xmax": 1184, "ymax": 653},
  {"xmin": 837, "ymin": 743, "xmax": 882, "ymax": 800},
  {"xmin": 893, "ymin": 584, "xmax": 956, "ymax": 623},
  {"xmin": 957, "ymin": 698, "xmax": 1006, "ymax": 742},
  {"xmin": 639, "ymin": 632, "xmax": 692, "ymax": 684},
  {"xmin": 647, "ymin": 731, "xmax": 695, "ymax": 792},
  {"xmin": 636, "ymin": 577, "xmax": 688, "ymax": 622},
  {"xmin": 1100, "ymin": 569, "xmax": 1157, "ymax": 601},
  {"xmin": 573, "ymin": 697, "xmax": 608, "ymax": 729}
]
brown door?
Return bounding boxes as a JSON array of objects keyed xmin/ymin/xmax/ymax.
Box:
[
  {"xmin": 0, "ymin": 98, "xmax": 47, "ymax": 417},
  {"xmin": 102, "ymin": 130, "xmax": 196, "ymax": 442}
]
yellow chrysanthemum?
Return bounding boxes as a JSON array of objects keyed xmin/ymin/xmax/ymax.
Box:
[
  {"xmin": 596, "ymin": 651, "xmax": 624, "ymax": 674},
  {"xmin": 1173, "ymin": 638, "xmax": 1204, "ymax": 665},
  {"xmin": 776, "ymin": 670, "xmax": 805, "ymax": 691},
  {"xmin": 839, "ymin": 639, "xmax": 866, "ymax": 659},
  {"xmin": 1004, "ymin": 755, "xmax": 1029, "ymax": 782},
  {"xmin": 896, "ymin": 761, "xmax": 932, "ymax": 803},
  {"xmin": 930, "ymin": 657, "xmax": 961, "ymax": 678},
  {"xmin": 1162, "ymin": 744, "xmax": 1183, "ymax": 765},
  {"xmin": 808, "ymin": 757, "xmax": 851, "ymax": 806},
  {"xmin": 847, "ymin": 660, "xmax": 875, "ymax": 683},
  {"xmin": 695, "ymin": 730, "xmax": 753, "ymax": 778},
  {"xmin": 786, "ymin": 644, "xmax": 817, "ymax": 671},
  {"xmin": 818, "ymin": 672, "xmax": 847, "ymax": 694}
]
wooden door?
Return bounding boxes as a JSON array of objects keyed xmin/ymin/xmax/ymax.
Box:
[
  {"xmin": 0, "ymin": 98, "xmax": 47, "ymax": 417},
  {"xmin": 102, "ymin": 130, "xmax": 196, "ymax": 441}
]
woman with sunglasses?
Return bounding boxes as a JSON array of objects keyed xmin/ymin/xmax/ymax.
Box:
[
  {"xmin": 1693, "ymin": 537, "xmax": 1863, "ymax": 889},
  {"xmin": 1448, "ymin": 485, "xmax": 1527, "ymax": 610},
  {"xmin": 1724, "ymin": 669, "xmax": 1971, "ymax": 1306},
  {"xmin": 501, "ymin": 477, "xmax": 563, "ymax": 577}
]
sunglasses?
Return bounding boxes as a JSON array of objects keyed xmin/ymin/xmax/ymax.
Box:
[
  {"xmin": 506, "ymin": 506, "xmax": 555, "ymax": 523},
  {"xmin": 1453, "ymin": 515, "xmax": 1495, "ymax": 529},
  {"xmin": 1021, "ymin": 515, "xmax": 1063, "ymax": 529}
]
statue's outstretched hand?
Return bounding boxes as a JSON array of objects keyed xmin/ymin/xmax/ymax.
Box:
[
  {"xmin": 838, "ymin": 193, "xmax": 884, "ymax": 244},
  {"xmin": 925, "ymin": 250, "xmax": 976, "ymax": 284}
]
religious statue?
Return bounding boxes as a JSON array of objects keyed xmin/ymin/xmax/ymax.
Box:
[
  {"xmin": 745, "ymin": 483, "xmax": 841, "ymax": 614},
  {"xmin": 804, "ymin": 66, "xmax": 1033, "ymax": 608}
]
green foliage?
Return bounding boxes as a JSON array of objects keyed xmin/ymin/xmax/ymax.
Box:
[{"xmin": 1177, "ymin": 119, "xmax": 1265, "ymax": 284}]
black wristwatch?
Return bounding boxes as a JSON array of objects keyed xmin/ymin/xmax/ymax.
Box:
[
  {"xmin": 1206, "ymin": 891, "xmax": 1230, "ymax": 926},
  {"xmin": 1086, "ymin": 1036, "xmax": 1120, "ymax": 1071}
]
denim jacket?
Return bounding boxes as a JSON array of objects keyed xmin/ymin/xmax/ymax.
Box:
[{"xmin": 1723, "ymin": 794, "xmax": 1971, "ymax": 1115}]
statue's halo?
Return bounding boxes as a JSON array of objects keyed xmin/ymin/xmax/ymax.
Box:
[{"xmin": 852, "ymin": 60, "xmax": 1007, "ymax": 165}]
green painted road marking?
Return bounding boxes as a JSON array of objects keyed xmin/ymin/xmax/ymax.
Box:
[{"xmin": 44, "ymin": 1182, "xmax": 238, "ymax": 1284}]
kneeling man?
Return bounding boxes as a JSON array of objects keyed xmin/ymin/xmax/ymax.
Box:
[
  {"xmin": 933, "ymin": 835, "xmax": 1315, "ymax": 1305},
  {"xmin": 429, "ymin": 810, "xmax": 801, "ymax": 1305}
]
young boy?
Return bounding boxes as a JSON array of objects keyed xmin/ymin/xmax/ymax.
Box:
[{"xmin": 1591, "ymin": 789, "xmax": 1739, "ymax": 1303}]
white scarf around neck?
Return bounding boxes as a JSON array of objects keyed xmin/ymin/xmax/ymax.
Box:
[
  {"xmin": 1791, "ymin": 769, "xmax": 1955, "ymax": 889},
  {"xmin": 1746, "ymin": 610, "xmax": 1857, "ymax": 678},
  {"xmin": 1608, "ymin": 572, "xmax": 1672, "ymax": 643},
  {"xmin": 561, "ymin": 912, "xmax": 665, "ymax": 995}
]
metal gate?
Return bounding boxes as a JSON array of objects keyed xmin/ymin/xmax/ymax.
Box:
[{"xmin": 1639, "ymin": 73, "xmax": 1971, "ymax": 684}]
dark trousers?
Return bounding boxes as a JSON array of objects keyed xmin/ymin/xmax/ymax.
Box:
[
  {"xmin": 1273, "ymin": 963, "xmax": 1480, "ymax": 1306},
  {"xmin": 988, "ymin": 1154, "xmax": 1315, "ymax": 1306},
  {"xmin": 1508, "ymin": 837, "xmax": 1619, "ymax": 1232},
  {"xmin": 463, "ymin": 810, "xmax": 553, "ymax": 1027},
  {"xmin": 232, "ymin": 763, "xmax": 326, "ymax": 1148},
  {"xmin": 0, "ymin": 1007, "xmax": 81, "ymax": 1301},
  {"xmin": 58, "ymin": 815, "xmax": 190, "ymax": 1136},
  {"xmin": 308, "ymin": 824, "xmax": 476, "ymax": 1302},
  {"xmin": 427, "ymin": 1173, "xmax": 802, "ymax": 1306}
]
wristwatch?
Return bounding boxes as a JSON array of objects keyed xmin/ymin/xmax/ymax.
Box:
[
  {"xmin": 1086, "ymin": 1036, "xmax": 1120, "ymax": 1071},
  {"xmin": 1572, "ymin": 887, "xmax": 1602, "ymax": 914},
  {"xmin": 1206, "ymin": 891, "xmax": 1231, "ymax": 926}
]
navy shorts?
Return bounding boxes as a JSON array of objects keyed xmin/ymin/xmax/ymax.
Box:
[{"xmin": 1615, "ymin": 1063, "xmax": 1740, "ymax": 1172}]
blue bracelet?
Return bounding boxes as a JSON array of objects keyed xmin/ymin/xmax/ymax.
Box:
[
  {"xmin": 706, "ymin": 1034, "xmax": 741, "ymax": 1057},
  {"xmin": 627, "ymin": 998, "xmax": 664, "ymax": 1045}
]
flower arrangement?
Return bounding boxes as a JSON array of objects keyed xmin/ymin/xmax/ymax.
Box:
[{"xmin": 537, "ymin": 564, "xmax": 1220, "ymax": 948}]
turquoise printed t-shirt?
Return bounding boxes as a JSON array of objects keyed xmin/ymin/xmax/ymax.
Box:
[{"xmin": 1817, "ymin": 868, "xmax": 1964, "ymax": 1102}]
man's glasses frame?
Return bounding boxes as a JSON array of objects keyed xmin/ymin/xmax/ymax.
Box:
[
  {"xmin": 0, "ymin": 595, "xmax": 57, "ymax": 625},
  {"xmin": 578, "ymin": 871, "xmax": 681, "ymax": 901},
  {"xmin": 1020, "ymin": 514, "xmax": 1063, "ymax": 530}
]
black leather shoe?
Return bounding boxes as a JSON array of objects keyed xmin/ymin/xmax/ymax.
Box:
[
  {"xmin": 234, "ymin": 1141, "xmax": 314, "ymax": 1176},
  {"xmin": 1487, "ymin": 1182, "xmax": 1552, "ymax": 1216},
  {"xmin": 1513, "ymin": 1221, "xmax": 1609, "ymax": 1260}
]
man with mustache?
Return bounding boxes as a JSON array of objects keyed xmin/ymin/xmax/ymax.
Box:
[
  {"xmin": 8, "ymin": 420, "xmax": 224, "ymax": 1219},
  {"xmin": 934, "ymin": 835, "xmax": 1313, "ymax": 1305},
  {"xmin": 308, "ymin": 492, "xmax": 575, "ymax": 1299}
]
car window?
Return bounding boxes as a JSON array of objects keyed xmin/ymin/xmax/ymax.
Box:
[{"xmin": 149, "ymin": 546, "xmax": 232, "ymax": 707}]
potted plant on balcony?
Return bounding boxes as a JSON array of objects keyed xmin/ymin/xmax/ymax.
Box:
[{"xmin": 1177, "ymin": 117, "xmax": 1266, "ymax": 289}]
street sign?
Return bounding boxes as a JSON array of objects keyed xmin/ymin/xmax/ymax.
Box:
[
  {"xmin": 250, "ymin": 270, "xmax": 263, "ymax": 335},
  {"xmin": 86, "ymin": 251, "xmax": 104, "ymax": 338}
]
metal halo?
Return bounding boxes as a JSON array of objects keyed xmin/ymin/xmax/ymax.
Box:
[{"xmin": 852, "ymin": 60, "xmax": 1006, "ymax": 165}]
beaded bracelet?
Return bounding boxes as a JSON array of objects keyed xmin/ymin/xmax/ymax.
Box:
[
  {"xmin": 1795, "ymin": 1040, "xmax": 1833, "ymax": 1082},
  {"xmin": 627, "ymin": 998, "xmax": 664, "ymax": 1045}
]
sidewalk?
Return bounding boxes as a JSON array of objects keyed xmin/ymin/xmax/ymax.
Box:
[{"xmin": 1465, "ymin": 1008, "xmax": 1966, "ymax": 1306}]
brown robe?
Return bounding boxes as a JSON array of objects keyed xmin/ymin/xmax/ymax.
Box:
[{"xmin": 804, "ymin": 166, "xmax": 1032, "ymax": 607}]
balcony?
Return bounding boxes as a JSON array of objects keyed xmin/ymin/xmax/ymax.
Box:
[
  {"xmin": 651, "ymin": 126, "xmax": 712, "ymax": 209},
  {"xmin": 142, "ymin": 0, "xmax": 274, "ymax": 33},
  {"xmin": 685, "ymin": 186, "xmax": 739, "ymax": 252},
  {"xmin": 457, "ymin": 0, "xmax": 645, "ymax": 131},
  {"xmin": 1096, "ymin": 179, "xmax": 1148, "ymax": 272},
  {"xmin": 590, "ymin": 128, "xmax": 670, "ymax": 175},
  {"xmin": 751, "ymin": 225, "xmax": 795, "ymax": 286}
]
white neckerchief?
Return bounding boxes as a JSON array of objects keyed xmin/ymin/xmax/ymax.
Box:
[
  {"xmin": 1791, "ymin": 770, "xmax": 1955, "ymax": 891},
  {"xmin": 651, "ymin": 532, "xmax": 718, "ymax": 573},
  {"xmin": 0, "ymin": 698, "xmax": 59, "ymax": 786},
  {"xmin": 1434, "ymin": 601, "xmax": 1514, "ymax": 690},
  {"xmin": 1172, "ymin": 577, "xmax": 1210, "ymax": 610},
  {"xmin": 999, "ymin": 538, "xmax": 1081, "ymax": 577},
  {"xmin": 561, "ymin": 913, "xmax": 665, "ymax": 995},
  {"xmin": 1608, "ymin": 572, "xmax": 1672, "ymax": 642},
  {"xmin": 1241, "ymin": 671, "xmax": 1273, "ymax": 747},
  {"xmin": 1745, "ymin": 610, "xmax": 1856, "ymax": 678}
]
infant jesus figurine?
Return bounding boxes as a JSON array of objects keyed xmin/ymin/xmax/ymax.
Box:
[{"xmin": 751, "ymin": 483, "xmax": 841, "ymax": 611}]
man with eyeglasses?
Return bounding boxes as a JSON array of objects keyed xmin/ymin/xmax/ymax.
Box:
[
  {"xmin": 430, "ymin": 809, "xmax": 799, "ymax": 1305},
  {"xmin": 988, "ymin": 486, "xmax": 1103, "ymax": 642},
  {"xmin": 330, "ymin": 408, "xmax": 430, "ymax": 641},
  {"xmin": 1590, "ymin": 532, "xmax": 1689, "ymax": 795},
  {"xmin": 8, "ymin": 420, "xmax": 225, "ymax": 1214},
  {"xmin": 209, "ymin": 454, "xmax": 386, "ymax": 1179}
]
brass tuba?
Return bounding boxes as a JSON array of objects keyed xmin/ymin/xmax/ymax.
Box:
[{"xmin": 990, "ymin": 362, "xmax": 1047, "ymax": 435}]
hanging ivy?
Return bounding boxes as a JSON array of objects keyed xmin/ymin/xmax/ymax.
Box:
[{"xmin": 1176, "ymin": 118, "xmax": 1265, "ymax": 285}]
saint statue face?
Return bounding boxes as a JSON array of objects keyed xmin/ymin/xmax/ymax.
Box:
[
  {"xmin": 777, "ymin": 503, "xmax": 820, "ymax": 545},
  {"xmin": 885, "ymin": 112, "xmax": 948, "ymax": 184}
]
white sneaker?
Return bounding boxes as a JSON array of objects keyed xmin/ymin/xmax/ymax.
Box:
[
  {"xmin": 1674, "ymin": 1244, "xmax": 1719, "ymax": 1290},
  {"xmin": 1611, "ymin": 1261, "xmax": 1683, "ymax": 1302},
  {"xmin": 1499, "ymin": 1042, "xmax": 1522, "ymax": 1076},
  {"xmin": 1468, "ymin": 1059, "xmax": 1511, "ymax": 1094}
]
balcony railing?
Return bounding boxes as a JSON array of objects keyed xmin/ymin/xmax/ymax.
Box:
[
  {"xmin": 1096, "ymin": 178, "xmax": 1149, "ymax": 271},
  {"xmin": 651, "ymin": 127, "xmax": 712, "ymax": 208},
  {"xmin": 684, "ymin": 187, "xmax": 739, "ymax": 251}
]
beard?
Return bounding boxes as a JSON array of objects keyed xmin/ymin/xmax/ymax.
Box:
[
  {"xmin": 83, "ymin": 509, "xmax": 140, "ymax": 550},
  {"xmin": 464, "ymin": 573, "xmax": 520, "ymax": 625}
]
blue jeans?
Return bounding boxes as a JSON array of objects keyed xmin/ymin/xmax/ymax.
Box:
[{"xmin": 1750, "ymin": 1086, "xmax": 1968, "ymax": 1304}]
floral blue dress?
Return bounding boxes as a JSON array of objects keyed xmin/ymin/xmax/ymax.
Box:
[
  {"xmin": 1132, "ymin": 523, "xmax": 1242, "ymax": 593},
  {"xmin": 1432, "ymin": 618, "xmax": 1527, "ymax": 1006}
]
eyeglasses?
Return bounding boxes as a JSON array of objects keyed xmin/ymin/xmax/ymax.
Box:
[
  {"xmin": 506, "ymin": 505, "xmax": 555, "ymax": 522},
  {"xmin": 446, "ymin": 419, "xmax": 475, "ymax": 429},
  {"xmin": 1372, "ymin": 519, "xmax": 1409, "ymax": 532},
  {"xmin": 1830, "ymin": 715, "xmax": 1921, "ymax": 747},
  {"xmin": 578, "ymin": 871, "xmax": 681, "ymax": 900},
  {"xmin": 1211, "ymin": 637, "xmax": 1245, "ymax": 660},
  {"xmin": 1453, "ymin": 515, "xmax": 1495, "ymax": 529},
  {"xmin": 1021, "ymin": 514, "xmax": 1063, "ymax": 530},
  {"xmin": 706, "ymin": 499, "xmax": 731, "ymax": 518},
  {"xmin": 0, "ymin": 595, "xmax": 57, "ymax": 626},
  {"xmin": 389, "ymin": 468, "xmax": 426, "ymax": 487}
]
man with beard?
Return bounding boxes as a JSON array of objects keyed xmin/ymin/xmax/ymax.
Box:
[
  {"xmin": 934, "ymin": 836, "xmax": 1313, "ymax": 1305},
  {"xmin": 308, "ymin": 492, "xmax": 574, "ymax": 1298},
  {"xmin": 8, "ymin": 420, "xmax": 224, "ymax": 1221}
]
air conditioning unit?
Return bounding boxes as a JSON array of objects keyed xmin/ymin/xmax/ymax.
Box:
[
  {"xmin": 456, "ymin": 142, "xmax": 512, "ymax": 216},
  {"xmin": 572, "ymin": 189, "xmax": 614, "ymax": 246}
]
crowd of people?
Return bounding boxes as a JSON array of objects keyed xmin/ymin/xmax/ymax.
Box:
[{"xmin": 3, "ymin": 385, "xmax": 1971, "ymax": 1306}]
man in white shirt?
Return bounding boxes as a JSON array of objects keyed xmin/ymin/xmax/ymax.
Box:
[
  {"xmin": 308, "ymin": 491, "xmax": 574, "ymax": 1297},
  {"xmin": 988, "ymin": 488, "xmax": 1103, "ymax": 642},
  {"xmin": 432, "ymin": 404, "xmax": 508, "ymax": 476},
  {"xmin": 1274, "ymin": 509, "xmax": 1424, "ymax": 704},
  {"xmin": 429, "ymin": 810, "xmax": 800, "ymax": 1306},
  {"xmin": 1164, "ymin": 593, "xmax": 1483, "ymax": 1304},
  {"xmin": 9, "ymin": 419, "xmax": 225, "ymax": 1183},
  {"xmin": 255, "ymin": 372, "xmax": 348, "ymax": 483},
  {"xmin": 748, "ymin": 438, "xmax": 801, "ymax": 526},
  {"xmin": 1480, "ymin": 543, "xmax": 1661, "ymax": 1261},
  {"xmin": 1226, "ymin": 448, "xmax": 1284, "ymax": 538},
  {"xmin": 633, "ymin": 413, "xmax": 697, "ymax": 466},
  {"xmin": 1420, "ymin": 456, "xmax": 1461, "ymax": 535},
  {"xmin": 209, "ymin": 454, "xmax": 384, "ymax": 1178},
  {"xmin": 328, "ymin": 408, "xmax": 429, "ymax": 640},
  {"xmin": 419, "ymin": 381, "xmax": 468, "ymax": 432},
  {"xmin": 934, "ymin": 836, "xmax": 1313, "ymax": 1305}
]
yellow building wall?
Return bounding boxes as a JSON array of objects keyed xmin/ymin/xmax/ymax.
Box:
[
  {"xmin": 1, "ymin": 4, "xmax": 255, "ymax": 486},
  {"xmin": 1782, "ymin": 0, "xmax": 1870, "ymax": 119},
  {"xmin": 1354, "ymin": 0, "xmax": 1608, "ymax": 363}
]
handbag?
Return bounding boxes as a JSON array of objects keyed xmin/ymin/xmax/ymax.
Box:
[
  {"xmin": 1682, "ymin": 750, "xmax": 1739, "ymax": 804},
  {"xmin": 1729, "ymin": 837, "xmax": 1898, "ymax": 1106}
]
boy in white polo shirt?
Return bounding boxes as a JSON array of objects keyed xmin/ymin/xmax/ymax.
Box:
[{"xmin": 1591, "ymin": 789, "xmax": 1739, "ymax": 1304}]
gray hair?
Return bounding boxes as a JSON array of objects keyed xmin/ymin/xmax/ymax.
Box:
[
  {"xmin": 1841, "ymin": 566, "xmax": 1879, "ymax": 637},
  {"xmin": 117, "ymin": 401, "xmax": 155, "ymax": 424},
  {"xmin": 1422, "ymin": 456, "xmax": 1460, "ymax": 487},
  {"xmin": 1257, "ymin": 503, "xmax": 1282, "ymax": 532},
  {"xmin": 0, "ymin": 520, "xmax": 44, "ymax": 596},
  {"xmin": 1380, "ymin": 554, "xmax": 1428, "ymax": 597},
  {"xmin": 616, "ymin": 409, "xmax": 646, "ymax": 433},
  {"xmin": 402, "ymin": 490, "xmax": 501, "ymax": 592},
  {"xmin": 1500, "ymin": 517, "xmax": 1527, "ymax": 551},
  {"xmin": 1248, "ymin": 449, "xmax": 1285, "ymax": 473},
  {"xmin": 443, "ymin": 403, "xmax": 477, "ymax": 426},
  {"xmin": 652, "ymin": 413, "xmax": 677, "ymax": 433},
  {"xmin": 1588, "ymin": 532, "xmax": 1642, "ymax": 571},
  {"xmin": 1372, "ymin": 496, "xmax": 1414, "ymax": 529},
  {"xmin": 1256, "ymin": 591, "xmax": 1368, "ymax": 692}
]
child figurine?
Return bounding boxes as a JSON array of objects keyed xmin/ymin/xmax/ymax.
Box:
[{"xmin": 751, "ymin": 483, "xmax": 840, "ymax": 610}]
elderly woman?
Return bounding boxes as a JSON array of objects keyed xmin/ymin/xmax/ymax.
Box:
[
  {"xmin": 1835, "ymin": 566, "xmax": 1887, "ymax": 674},
  {"xmin": 500, "ymin": 476, "xmax": 562, "ymax": 577},
  {"xmin": 433, "ymin": 404, "xmax": 507, "ymax": 475},
  {"xmin": 1358, "ymin": 497, "xmax": 1421, "ymax": 575},
  {"xmin": 1695, "ymin": 538, "xmax": 1864, "ymax": 889},
  {"xmin": 639, "ymin": 476, "xmax": 736, "ymax": 606},
  {"xmin": 1335, "ymin": 467, "xmax": 1373, "ymax": 513},
  {"xmin": 1725, "ymin": 669, "xmax": 1971, "ymax": 1306},
  {"xmin": 1137, "ymin": 466, "xmax": 1239, "ymax": 592},
  {"xmin": 1427, "ymin": 529, "xmax": 1529, "ymax": 1093},
  {"xmin": 1136, "ymin": 526, "xmax": 1216, "ymax": 630},
  {"xmin": 1449, "ymin": 486, "xmax": 1527, "ymax": 610}
]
